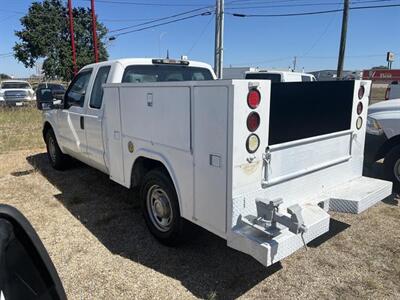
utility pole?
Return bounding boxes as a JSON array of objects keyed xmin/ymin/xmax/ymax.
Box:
[
  {"xmin": 336, "ymin": 0, "xmax": 349, "ymax": 80},
  {"xmin": 293, "ymin": 56, "xmax": 297, "ymax": 71},
  {"xmin": 90, "ymin": 0, "xmax": 99, "ymax": 63},
  {"xmin": 214, "ymin": 0, "xmax": 224, "ymax": 79},
  {"xmin": 68, "ymin": 0, "xmax": 77, "ymax": 76}
]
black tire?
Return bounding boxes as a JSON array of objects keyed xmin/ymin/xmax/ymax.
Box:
[
  {"xmin": 45, "ymin": 129, "xmax": 68, "ymax": 170},
  {"xmin": 383, "ymin": 145, "xmax": 400, "ymax": 185},
  {"xmin": 140, "ymin": 169, "xmax": 185, "ymax": 246}
]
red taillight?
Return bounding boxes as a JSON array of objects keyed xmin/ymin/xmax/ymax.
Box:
[
  {"xmin": 357, "ymin": 102, "xmax": 363, "ymax": 115},
  {"xmin": 385, "ymin": 88, "xmax": 391, "ymax": 100},
  {"xmin": 247, "ymin": 112, "xmax": 260, "ymax": 132},
  {"xmin": 247, "ymin": 89, "xmax": 261, "ymax": 109},
  {"xmin": 358, "ymin": 86, "xmax": 365, "ymax": 99}
]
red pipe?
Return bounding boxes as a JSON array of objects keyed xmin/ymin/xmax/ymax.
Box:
[
  {"xmin": 91, "ymin": 0, "xmax": 99, "ymax": 63},
  {"xmin": 68, "ymin": 0, "xmax": 77, "ymax": 76}
]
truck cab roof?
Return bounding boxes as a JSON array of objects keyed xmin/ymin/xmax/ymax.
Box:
[{"xmin": 80, "ymin": 58, "xmax": 216, "ymax": 79}]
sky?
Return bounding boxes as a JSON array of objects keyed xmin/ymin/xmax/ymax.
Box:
[{"xmin": 0, "ymin": 0, "xmax": 399, "ymax": 77}]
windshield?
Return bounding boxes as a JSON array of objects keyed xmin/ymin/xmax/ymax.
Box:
[
  {"xmin": 245, "ymin": 73, "xmax": 282, "ymax": 82},
  {"xmin": 38, "ymin": 84, "xmax": 65, "ymax": 91},
  {"xmin": 1, "ymin": 82, "xmax": 31, "ymax": 89},
  {"xmin": 122, "ymin": 65, "xmax": 214, "ymax": 83}
]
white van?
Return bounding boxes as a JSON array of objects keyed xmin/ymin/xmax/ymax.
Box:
[{"xmin": 245, "ymin": 70, "xmax": 316, "ymax": 82}]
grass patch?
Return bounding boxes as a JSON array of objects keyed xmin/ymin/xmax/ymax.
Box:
[
  {"xmin": 0, "ymin": 106, "xmax": 44, "ymax": 153},
  {"xmin": 370, "ymin": 86, "xmax": 386, "ymax": 104}
]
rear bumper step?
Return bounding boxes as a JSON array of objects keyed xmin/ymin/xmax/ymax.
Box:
[
  {"xmin": 327, "ymin": 176, "xmax": 392, "ymax": 214},
  {"xmin": 227, "ymin": 176, "xmax": 392, "ymax": 267},
  {"xmin": 228, "ymin": 204, "xmax": 330, "ymax": 267}
]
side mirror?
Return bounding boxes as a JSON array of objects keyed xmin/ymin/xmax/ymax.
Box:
[
  {"xmin": 37, "ymin": 89, "xmax": 55, "ymax": 111},
  {"xmin": 0, "ymin": 204, "xmax": 66, "ymax": 300}
]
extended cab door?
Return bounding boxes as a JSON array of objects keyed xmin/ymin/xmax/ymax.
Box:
[
  {"xmin": 57, "ymin": 69, "xmax": 93, "ymax": 158},
  {"xmin": 84, "ymin": 65, "xmax": 112, "ymax": 172}
]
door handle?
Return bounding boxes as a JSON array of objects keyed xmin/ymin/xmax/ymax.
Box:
[{"xmin": 80, "ymin": 116, "xmax": 84, "ymax": 130}]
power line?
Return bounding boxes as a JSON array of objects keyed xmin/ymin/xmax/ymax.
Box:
[
  {"xmin": 187, "ymin": 15, "xmax": 214, "ymax": 55},
  {"xmin": 225, "ymin": 0, "xmax": 400, "ymax": 10},
  {"xmin": 229, "ymin": 3, "xmax": 400, "ymax": 17},
  {"xmin": 228, "ymin": 52, "xmax": 399, "ymax": 67},
  {"xmin": 81, "ymin": 0, "xmax": 214, "ymax": 7},
  {"xmin": 301, "ymin": 10, "xmax": 339, "ymax": 57},
  {"xmin": 111, "ymin": 12, "xmax": 211, "ymax": 37},
  {"xmin": 101, "ymin": 18, "xmax": 157, "ymax": 22},
  {"xmin": 109, "ymin": 5, "xmax": 214, "ymax": 33}
]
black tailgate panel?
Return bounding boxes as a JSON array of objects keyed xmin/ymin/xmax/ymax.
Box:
[{"xmin": 268, "ymin": 81, "xmax": 355, "ymax": 145}]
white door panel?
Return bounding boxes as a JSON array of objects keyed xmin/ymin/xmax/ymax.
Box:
[
  {"xmin": 57, "ymin": 69, "xmax": 93, "ymax": 159},
  {"xmin": 85, "ymin": 65, "xmax": 112, "ymax": 171}
]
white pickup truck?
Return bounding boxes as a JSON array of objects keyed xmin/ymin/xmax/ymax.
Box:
[
  {"xmin": 0, "ymin": 80, "xmax": 36, "ymax": 106},
  {"xmin": 385, "ymin": 82, "xmax": 400, "ymax": 100},
  {"xmin": 42, "ymin": 58, "xmax": 392, "ymax": 267},
  {"xmin": 365, "ymin": 99, "xmax": 400, "ymax": 185}
]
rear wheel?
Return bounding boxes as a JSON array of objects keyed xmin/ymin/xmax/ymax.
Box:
[
  {"xmin": 384, "ymin": 145, "xmax": 400, "ymax": 185},
  {"xmin": 140, "ymin": 169, "xmax": 185, "ymax": 245},
  {"xmin": 45, "ymin": 129, "xmax": 68, "ymax": 170}
]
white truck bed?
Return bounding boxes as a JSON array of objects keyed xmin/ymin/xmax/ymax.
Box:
[{"xmin": 103, "ymin": 79, "xmax": 392, "ymax": 267}]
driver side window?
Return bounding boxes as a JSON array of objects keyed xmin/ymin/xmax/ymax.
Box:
[{"xmin": 66, "ymin": 69, "xmax": 92, "ymax": 107}]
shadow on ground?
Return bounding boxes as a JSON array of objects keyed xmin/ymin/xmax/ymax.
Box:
[
  {"xmin": 27, "ymin": 153, "xmax": 397, "ymax": 298},
  {"xmin": 27, "ymin": 153, "xmax": 281, "ymax": 299}
]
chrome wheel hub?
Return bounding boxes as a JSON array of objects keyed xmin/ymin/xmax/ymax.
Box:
[
  {"xmin": 147, "ymin": 185, "xmax": 173, "ymax": 232},
  {"xmin": 48, "ymin": 136, "xmax": 56, "ymax": 163}
]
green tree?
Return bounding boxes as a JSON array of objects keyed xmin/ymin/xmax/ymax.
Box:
[
  {"xmin": 14, "ymin": 0, "xmax": 108, "ymax": 81},
  {"xmin": 0, "ymin": 74, "xmax": 11, "ymax": 80},
  {"xmin": 371, "ymin": 65, "xmax": 388, "ymax": 70}
]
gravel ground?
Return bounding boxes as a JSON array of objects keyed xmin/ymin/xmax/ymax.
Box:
[{"xmin": 0, "ymin": 148, "xmax": 399, "ymax": 299}]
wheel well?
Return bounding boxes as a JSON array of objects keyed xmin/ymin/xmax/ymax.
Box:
[
  {"xmin": 377, "ymin": 134, "xmax": 400, "ymax": 160},
  {"xmin": 42, "ymin": 122, "xmax": 53, "ymax": 141},
  {"xmin": 131, "ymin": 157, "xmax": 170, "ymax": 188}
]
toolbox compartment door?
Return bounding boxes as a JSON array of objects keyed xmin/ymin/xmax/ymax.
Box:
[{"xmin": 193, "ymin": 86, "xmax": 229, "ymax": 235}]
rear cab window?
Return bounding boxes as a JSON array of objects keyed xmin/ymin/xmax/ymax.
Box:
[
  {"xmin": 245, "ymin": 73, "xmax": 282, "ymax": 82},
  {"xmin": 122, "ymin": 65, "xmax": 213, "ymax": 83},
  {"xmin": 301, "ymin": 75, "xmax": 311, "ymax": 82}
]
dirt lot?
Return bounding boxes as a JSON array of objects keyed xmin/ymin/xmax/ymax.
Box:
[{"xmin": 0, "ymin": 107, "xmax": 399, "ymax": 299}]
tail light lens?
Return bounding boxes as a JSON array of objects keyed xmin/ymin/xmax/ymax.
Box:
[
  {"xmin": 246, "ymin": 134, "xmax": 260, "ymax": 153},
  {"xmin": 247, "ymin": 89, "xmax": 261, "ymax": 109},
  {"xmin": 358, "ymin": 86, "xmax": 365, "ymax": 99},
  {"xmin": 247, "ymin": 112, "xmax": 260, "ymax": 132},
  {"xmin": 356, "ymin": 117, "xmax": 363, "ymax": 130},
  {"xmin": 385, "ymin": 88, "xmax": 391, "ymax": 100},
  {"xmin": 357, "ymin": 102, "xmax": 363, "ymax": 115}
]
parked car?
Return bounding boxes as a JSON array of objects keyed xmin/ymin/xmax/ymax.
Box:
[
  {"xmin": 365, "ymin": 99, "xmax": 400, "ymax": 185},
  {"xmin": 40, "ymin": 58, "xmax": 391, "ymax": 268},
  {"xmin": 384, "ymin": 81, "xmax": 400, "ymax": 100},
  {"xmin": 36, "ymin": 83, "xmax": 66, "ymax": 110},
  {"xmin": 0, "ymin": 80, "xmax": 36, "ymax": 106}
]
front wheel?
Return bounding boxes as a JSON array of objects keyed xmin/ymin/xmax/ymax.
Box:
[
  {"xmin": 45, "ymin": 129, "xmax": 68, "ymax": 170},
  {"xmin": 384, "ymin": 145, "xmax": 400, "ymax": 186},
  {"xmin": 140, "ymin": 169, "xmax": 185, "ymax": 246}
]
